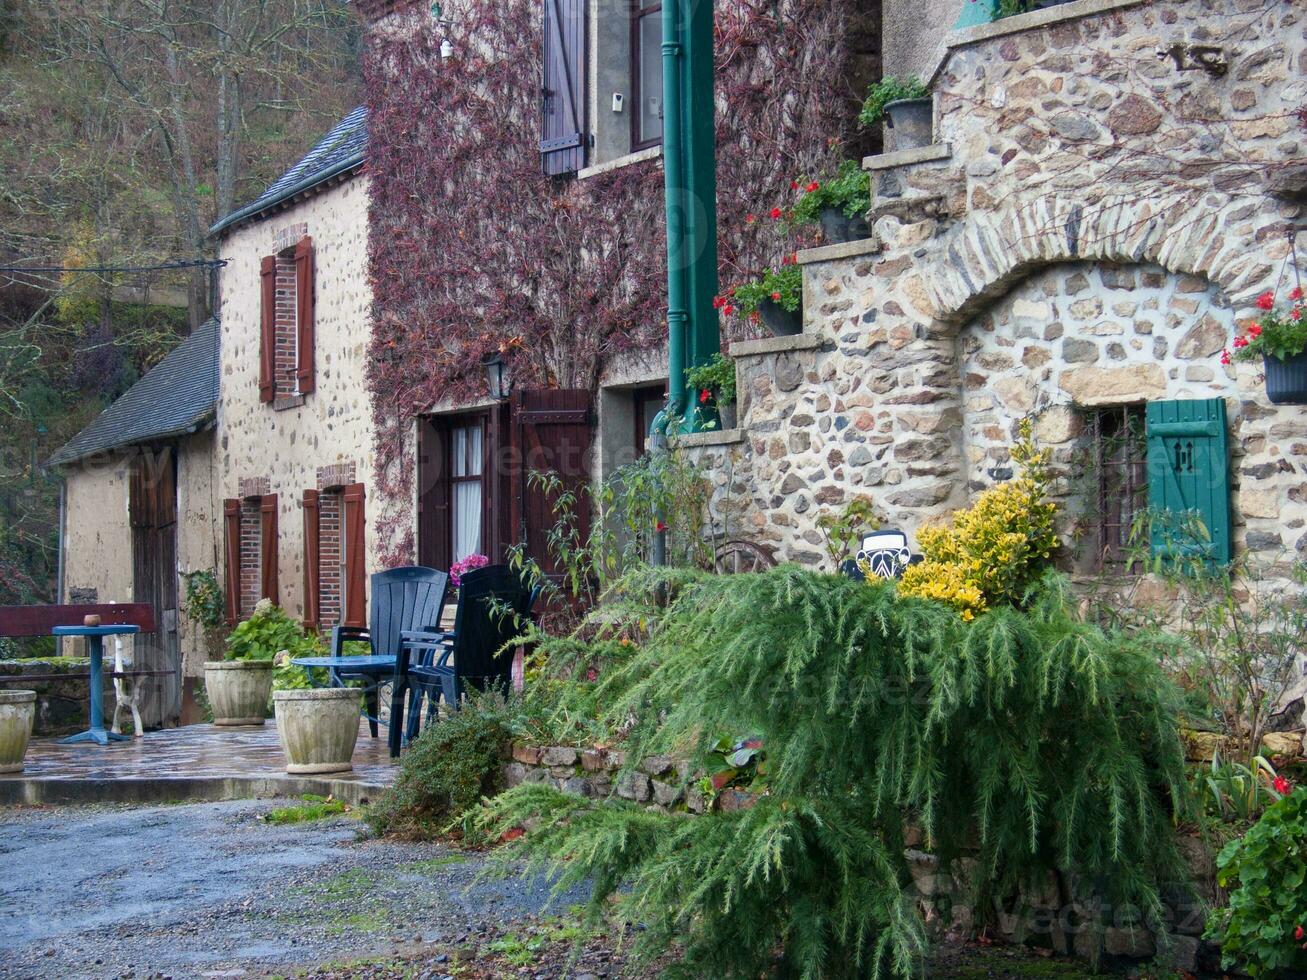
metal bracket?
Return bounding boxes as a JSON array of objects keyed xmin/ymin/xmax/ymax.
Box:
[{"xmin": 1156, "ymin": 43, "xmax": 1228, "ymax": 78}]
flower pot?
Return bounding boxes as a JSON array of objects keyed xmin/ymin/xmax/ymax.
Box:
[
  {"xmin": 0, "ymin": 691, "xmax": 36, "ymax": 773},
  {"xmin": 1264, "ymin": 351, "xmax": 1307, "ymax": 405},
  {"xmin": 204, "ymin": 660, "xmax": 274, "ymax": 726},
  {"xmin": 273, "ymin": 688, "xmax": 360, "ymax": 775},
  {"xmin": 759, "ymin": 299, "xmax": 802, "ymax": 337},
  {"xmin": 884, "ymin": 97, "xmax": 933, "ymax": 152},
  {"xmin": 819, "ymin": 208, "xmax": 871, "ymax": 245},
  {"xmin": 719, "ymin": 402, "xmax": 737, "ymax": 429}
]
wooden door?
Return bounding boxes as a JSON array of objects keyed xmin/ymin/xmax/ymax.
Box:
[
  {"xmin": 510, "ymin": 389, "xmax": 593, "ymax": 578},
  {"xmin": 130, "ymin": 447, "xmax": 181, "ymax": 728}
]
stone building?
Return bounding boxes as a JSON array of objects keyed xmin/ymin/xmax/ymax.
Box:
[{"xmin": 684, "ymin": 0, "xmax": 1306, "ymax": 579}]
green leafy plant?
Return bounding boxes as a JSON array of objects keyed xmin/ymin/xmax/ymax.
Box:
[
  {"xmin": 1198, "ymin": 751, "xmax": 1288, "ymax": 823},
  {"xmin": 684, "ymin": 352, "xmax": 736, "ymax": 406},
  {"xmin": 483, "ymin": 566, "xmax": 1193, "ymax": 979},
  {"xmin": 788, "ymin": 159, "xmax": 872, "ymax": 224},
  {"xmin": 815, "ymin": 495, "xmax": 880, "ymax": 571},
  {"xmin": 1207, "ymin": 787, "xmax": 1307, "ymax": 976},
  {"xmin": 223, "ymin": 599, "xmax": 327, "ymax": 690},
  {"xmin": 367, "ymin": 690, "xmax": 512, "ymax": 840},
  {"xmin": 262, "ymin": 794, "xmax": 350, "ymax": 825},
  {"xmin": 859, "ymin": 75, "xmax": 927, "ymax": 127},
  {"xmin": 1225, "ymin": 287, "xmax": 1307, "ymax": 365},
  {"xmin": 726, "ymin": 261, "xmax": 802, "ymax": 321},
  {"xmin": 181, "ymin": 569, "xmax": 228, "ymax": 659}
]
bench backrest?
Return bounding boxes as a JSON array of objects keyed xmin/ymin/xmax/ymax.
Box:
[{"xmin": 0, "ymin": 603, "xmax": 157, "ymax": 638}]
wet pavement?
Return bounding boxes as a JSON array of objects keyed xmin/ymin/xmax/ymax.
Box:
[{"xmin": 0, "ymin": 800, "xmax": 586, "ymax": 979}]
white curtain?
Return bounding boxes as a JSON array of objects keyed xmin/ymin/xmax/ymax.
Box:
[{"xmin": 452, "ymin": 424, "xmax": 483, "ymax": 562}]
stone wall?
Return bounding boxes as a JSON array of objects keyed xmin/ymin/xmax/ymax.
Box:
[
  {"xmin": 685, "ymin": 0, "xmax": 1307, "ymax": 576},
  {"xmin": 0, "ymin": 659, "xmax": 107, "ymax": 736},
  {"xmin": 216, "ymin": 175, "xmax": 378, "ymax": 627}
]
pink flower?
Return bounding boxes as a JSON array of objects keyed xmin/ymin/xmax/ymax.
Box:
[
  {"xmin": 1293, "ymin": 308, "xmax": 1303, "ymax": 322},
  {"xmin": 1275, "ymin": 776, "xmax": 1292, "ymax": 795},
  {"xmin": 1257, "ymin": 290, "xmax": 1275, "ymax": 311},
  {"xmin": 450, "ymin": 553, "xmax": 490, "ymax": 587},
  {"xmin": 1292, "ymin": 286, "xmax": 1304, "ymax": 301}
]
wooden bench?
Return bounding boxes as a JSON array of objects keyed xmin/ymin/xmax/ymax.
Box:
[{"xmin": 0, "ymin": 603, "xmax": 168, "ymax": 683}]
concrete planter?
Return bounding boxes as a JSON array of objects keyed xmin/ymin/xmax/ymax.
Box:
[
  {"xmin": 0, "ymin": 691, "xmax": 36, "ymax": 773},
  {"xmin": 273, "ymin": 688, "xmax": 360, "ymax": 775},
  {"xmin": 203, "ymin": 660, "xmax": 274, "ymax": 726},
  {"xmin": 884, "ymin": 97, "xmax": 933, "ymax": 152}
]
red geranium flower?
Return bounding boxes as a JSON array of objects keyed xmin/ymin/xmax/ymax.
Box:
[
  {"xmin": 699, "ymin": 388, "xmax": 711, "ymax": 404},
  {"xmin": 770, "ymin": 207, "xmax": 783, "ymax": 220},
  {"xmin": 1292, "ymin": 286, "xmax": 1304, "ymax": 301},
  {"xmin": 746, "ymin": 213, "xmax": 757, "ymax": 224},
  {"xmin": 806, "ymin": 181, "xmax": 820, "ymax": 193},
  {"xmin": 1293, "ymin": 308, "xmax": 1303, "ymax": 321},
  {"xmin": 771, "ymin": 291, "xmax": 782, "ymax": 301},
  {"xmin": 722, "ymin": 304, "xmax": 735, "ymax": 316},
  {"xmin": 1296, "ymin": 925, "xmax": 1305, "ymax": 941},
  {"xmin": 655, "ymin": 521, "xmax": 668, "ymax": 533},
  {"xmin": 1257, "ymin": 290, "xmax": 1275, "ymax": 311},
  {"xmin": 790, "ymin": 179, "xmax": 800, "ymax": 190},
  {"xmin": 1233, "ymin": 335, "xmax": 1249, "ymax": 348},
  {"xmin": 1220, "ymin": 349, "xmax": 1232, "ymax": 366},
  {"xmin": 1249, "ymin": 323, "xmax": 1263, "ymax": 336},
  {"xmin": 1275, "ymin": 776, "xmax": 1291, "ymax": 795},
  {"xmin": 712, "ymin": 296, "xmax": 725, "ymax": 310}
]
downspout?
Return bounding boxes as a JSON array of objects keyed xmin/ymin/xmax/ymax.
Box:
[
  {"xmin": 659, "ymin": 0, "xmax": 689, "ymax": 434},
  {"xmin": 55, "ymin": 477, "xmax": 66, "ymax": 656}
]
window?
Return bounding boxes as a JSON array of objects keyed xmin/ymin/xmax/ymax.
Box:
[
  {"xmin": 451, "ymin": 422, "xmax": 485, "ymax": 562},
  {"xmin": 631, "ymin": 3, "xmax": 663, "ymax": 150},
  {"xmin": 1079, "ymin": 405, "xmax": 1148, "ymax": 572},
  {"xmin": 259, "ymin": 235, "xmax": 315, "ymax": 406},
  {"xmin": 634, "ymin": 384, "xmax": 665, "ymax": 456}
]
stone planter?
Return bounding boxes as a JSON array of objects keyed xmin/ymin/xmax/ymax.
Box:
[
  {"xmin": 718, "ymin": 401, "xmax": 737, "ymax": 430},
  {"xmin": 1264, "ymin": 351, "xmax": 1307, "ymax": 405},
  {"xmin": 203, "ymin": 660, "xmax": 274, "ymax": 726},
  {"xmin": 0, "ymin": 691, "xmax": 36, "ymax": 773},
  {"xmin": 819, "ymin": 207, "xmax": 870, "ymax": 245},
  {"xmin": 273, "ymin": 688, "xmax": 360, "ymax": 775},
  {"xmin": 759, "ymin": 298, "xmax": 802, "ymax": 337},
  {"xmin": 884, "ymin": 97, "xmax": 933, "ymax": 152}
]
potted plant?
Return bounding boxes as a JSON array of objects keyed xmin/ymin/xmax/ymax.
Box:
[
  {"xmin": 0, "ymin": 690, "xmax": 36, "ymax": 773},
  {"xmin": 273, "ymin": 687, "xmax": 360, "ymax": 774},
  {"xmin": 451, "ymin": 553, "xmax": 490, "ymax": 591},
  {"xmin": 1224, "ymin": 287, "xmax": 1307, "ymax": 404},
  {"xmin": 204, "ymin": 599, "xmax": 309, "ymax": 725},
  {"xmin": 723, "ymin": 260, "xmax": 803, "ymax": 337},
  {"xmin": 787, "ymin": 161, "xmax": 871, "ymax": 244},
  {"xmin": 860, "ymin": 76, "xmax": 931, "ymax": 152},
  {"xmin": 686, "ymin": 353, "xmax": 738, "ymax": 430}
]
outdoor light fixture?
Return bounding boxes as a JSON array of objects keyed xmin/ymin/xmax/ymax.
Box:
[{"xmin": 481, "ymin": 350, "xmax": 512, "ymax": 401}]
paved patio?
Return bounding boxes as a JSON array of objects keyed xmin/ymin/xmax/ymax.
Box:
[{"xmin": 0, "ymin": 719, "xmax": 399, "ymax": 805}]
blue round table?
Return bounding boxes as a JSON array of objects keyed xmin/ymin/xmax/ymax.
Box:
[{"xmin": 51, "ymin": 625, "xmax": 140, "ymax": 746}]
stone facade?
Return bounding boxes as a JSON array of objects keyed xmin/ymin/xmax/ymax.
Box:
[
  {"xmin": 216, "ymin": 175, "xmax": 379, "ymax": 627},
  {"xmin": 687, "ymin": 0, "xmax": 1307, "ymax": 578}
]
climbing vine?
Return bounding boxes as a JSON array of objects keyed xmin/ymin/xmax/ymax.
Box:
[{"xmin": 363, "ymin": 0, "xmax": 866, "ymax": 564}]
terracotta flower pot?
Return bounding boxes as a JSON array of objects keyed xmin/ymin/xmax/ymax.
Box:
[
  {"xmin": 0, "ymin": 691, "xmax": 36, "ymax": 773},
  {"xmin": 204, "ymin": 660, "xmax": 274, "ymax": 726},
  {"xmin": 884, "ymin": 97, "xmax": 933, "ymax": 152},
  {"xmin": 1264, "ymin": 351, "xmax": 1307, "ymax": 405},
  {"xmin": 273, "ymin": 688, "xmax": 360, "ymax": 775}
]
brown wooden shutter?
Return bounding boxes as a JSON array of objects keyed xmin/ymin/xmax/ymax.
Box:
[
  {"xmin": 541, "ymin": 0, "xmax": 586, "ymax": 176},
  {"xmin": 302, "ymin": 489, "xmax": 321, "ymax": 630},
  {"xmin": 511, "ymin": 389, "xmax": 593, "ymax": 577},
  {"xmin": 417, "ymin": 418, "xmax": 452, "ymax": 571},
  {"xmin": 294, "ymin": 236, "xmax": 315, "ymax": 395},
  {"xmin": 342, "ymin": 483, "xmax": 367, "ymax": 628},
  {"xmin": 259, "ymin": 255, "xmax": 276, "ymax": 403},
  {"xmin": 223, "ymin": 499, "xmax": 242, "ymax": 625},
  {"xmin": 260, "ymin": 494, "xmax": 280, "ymax": 605}
]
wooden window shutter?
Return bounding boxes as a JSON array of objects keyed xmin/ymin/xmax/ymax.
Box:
[
  {"xmin": 222, "ymin": 499, "xmax": 242, "ymax": 625},
  {"xmin": 418, "ymin": 419, "xmax": 452, "ymax": 571},
  {"xmin": 260, "ymin": 494, "xmax": 280, "ymax": 605},
  {"xmin": 541, "ymin": 0, "xmax": 586, "ymax": 176},
  {"xmin": 302, "ymin": 489, "xmax": 321, "ymax": 630},
  {"xmin": 294, "ymin": 236, "xmax": 316, "ymax": 395},
  {"xmin": 1146, "ymin": 398, "xmax": 1231, "ymax": 564},
  {"xmin": 259, "ymin": 255, "xmax": 276, "ymax": 403},
  {"xmin": 343, "ymin": 483, "xmax": 367, "ymax": 629},
  {"xmin": 511, "ymin": 388, "xmax": 593, "ymax": 578}
]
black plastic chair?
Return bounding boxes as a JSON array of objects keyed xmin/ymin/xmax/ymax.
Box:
[
  {"xmin": 302, "ymin": 566, "xmax": 449, "ymax": 737},
  {"xmin": 388, "ymin": 564, "xmax": 536, "ymax": 757}
]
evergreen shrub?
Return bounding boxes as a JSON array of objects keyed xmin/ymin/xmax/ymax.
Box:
[{"xmin": 482, "ymin": 566, "xmax": 1193, "ymax": 979}]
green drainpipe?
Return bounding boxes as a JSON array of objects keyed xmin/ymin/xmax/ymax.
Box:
[{"xmin": 660, "ymin": 0, "xmax": 689, "ymax": 433}]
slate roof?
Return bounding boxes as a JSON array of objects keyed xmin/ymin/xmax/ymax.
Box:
[
  {"xmin": 48, "ymin": 317, "xmax": 220, "ymax": 467},
  {"xmin": 209, "ymin": 106, "xmax": 368, "ymax": 237}
]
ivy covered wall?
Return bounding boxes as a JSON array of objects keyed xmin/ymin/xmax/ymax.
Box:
[{"xmin": 363, "ymin": 0, "xmax": 875, "ymax": 563}]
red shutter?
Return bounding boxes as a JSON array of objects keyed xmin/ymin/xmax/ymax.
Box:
[
  {"xmin": 511, "ymin": 389, "xmax": 593, "ymax": 577},
  {"xmin": 418, "ymin": 419, "xmax": 451, "ymax": 571},
  {"xmin": 259, "ymin": 255, "xmax": 276, "ymax": 403},
  {"xmin": 294, "ymin": 236, "xmax": 315, "ymax": 395},
  {"xmin": 302, "ymin": 489, "xmax": 321, "ymax": 631},
  {"xmin": 342, "ymin": 483, "xmax": 367, "ymax": 628},
  {"xmin": 223, "ymin": 499, "xmax": 242, "ymax": 625},
  {"xmin": 541, "ymin": 0, "xmax": 586, "ymax": 176},
  {"xmin": 260, "ymin": 494, "xmax": 280, "ymax": 605}
]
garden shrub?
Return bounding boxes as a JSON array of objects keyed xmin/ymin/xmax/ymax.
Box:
[
  {"xmin": 223, "ymin": 598, "xmax": 328, "ymax": 691},
  {"xmin": 368, "ymin": 693, "xmax": 512, "ymax": 840},
  {"xmin": 483, "ymin": 566, "xmax": 1192, "ymax": 979},
  {"xmin": 898, "ymin": 420, "xmax": 1058, "ymax": 619},
  {"xmin": 1208, "ymin": 788, "xmax": 1307, "ymax": 977}
]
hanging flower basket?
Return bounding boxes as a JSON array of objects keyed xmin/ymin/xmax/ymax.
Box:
[
  {"xmin": 1225, "ymin": 287, "xmax": 1307, "ymax": 405},
  {"xmin": 1264, "ymin": 351, "xmax": 1307, "ymax": 405}
]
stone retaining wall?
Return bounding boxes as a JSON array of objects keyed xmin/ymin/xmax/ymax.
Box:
[{"xmin": 0, "ymin": 659, "xmax": 105, "ymax": 736}]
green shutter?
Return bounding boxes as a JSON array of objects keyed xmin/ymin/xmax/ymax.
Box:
[{"xmin": 1146, "ymin": 398, "xmax": 1231, "ymax": 564}]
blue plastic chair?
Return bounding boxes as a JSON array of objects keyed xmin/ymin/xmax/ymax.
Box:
[{"xmin": 388, "ymin": 564, "xmax": 536, "ymax": 757}]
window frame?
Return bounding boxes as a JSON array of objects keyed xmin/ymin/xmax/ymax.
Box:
[
  {"xmin": 447, "ymin": 414, "xmax": 489, "ymax": 563},
  {"xmin": 629, "ymin": 1, "xmax": 663, "ymax": 152},
  {"xmin": 1081, "ymin": 404, "xmax": 1149, "ymax": 574}
]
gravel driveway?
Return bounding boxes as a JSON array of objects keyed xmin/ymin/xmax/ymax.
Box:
[{"xmin": 0, "ymin": 800, "xmax": 587, "ymax": 979}]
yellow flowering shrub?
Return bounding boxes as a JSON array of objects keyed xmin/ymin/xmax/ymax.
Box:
[{"xmin": 897, "ymin": 420, "xmax": 1058, "ymax": 619}]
